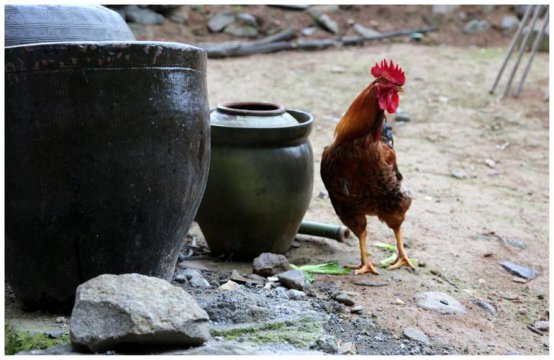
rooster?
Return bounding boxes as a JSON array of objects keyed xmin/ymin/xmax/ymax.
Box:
[{"xmin": 321, "ymin": 59, "xmax": 413, "ymax": 275}]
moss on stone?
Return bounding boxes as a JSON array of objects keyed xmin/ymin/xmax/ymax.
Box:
[
  {"xmin": 211, "ymin": 317, "xmax": 323, "ymax": 348},
  {"xmin": 4, "ymin": 323, "xmax": 70, "ymax": 355}
]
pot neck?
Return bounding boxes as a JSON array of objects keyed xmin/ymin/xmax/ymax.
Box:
[{"xmin": 216, "ymin": 101, "xmax": 285, "ymax": 117}]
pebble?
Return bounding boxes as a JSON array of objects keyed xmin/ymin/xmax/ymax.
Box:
[
  {"xmin": 252, "ymin": 253, "xmax": 291, "ymax": 277},
  {"xmin": 534, "ymin": 321, "xmax": 549, "ymax": 332},
  {"xmin": 276, "ymin": 269, "xmax": 307, "ymax": 291},
  {"xmin": 472, "ymin": 299, "xmax": 496, "ymax": 316},
  {"xmin": 218, "ymin": 280, "xmax": 241, "ymax": 291},
  {"xmin": 313, "ymin": 335, "xmax": 339, "ymax": 354},
  {"xmin": 178, "ymin": 269, "xmax": 211, "ymax": 288},
  {"xmin": 394, "ymin": 109, "xmax": 411, "ymax": 122},
  {"xmin": 330, "ymin": 66, "xmax": 345, "ymax": 74},
  {"xmin": 484, "ymin": 159, "xmax": 496, "ymax": 168},
  {"xmin": 315, "ymin": 14, "xmax": 340, "ymax": 34},
  {"xmin": 395, "ymin": 298, "xmax": 405, "ymax": 305},
  {"xmin": 463, "ymin": 19, "xmax": 491, "ymax": 34},
  {"xmin": 518, "ymin": 306, "xmax": 528, "ymax": 315},
  {"xmin": 501, "ymin": 15, "xmax": 520, "ymax": 32},
  {"xmin": 505, "ymin": 238, "xmax": 526, "ymax": 249},
  {"xmin": 403, "ymin": 327, "xmax": 430, "ymax": 345},
  {"xmin": 55, "ymin": 316, "xmax": 66, "ymax": 324},
  {"xmin": 451, "ymin": 170, "xmax": 467, "ymax": 179},
  {"xmin": 301, "ymin": 27, "xmax": 318, "ymax": 37},
  {"xmin": 499, "ymin": 260, "xmax": 537, "ymax": 280},
  {"xmin": 286, "ymin": 289, "xmax": 307, "ymax": 300},
  {"xmin": 207, "ymin": 9, "xmax": 235, "ymax": 32},
  {"xmin": 512, "ymin": 277, "xmax": 527, "ymax": 284},
  {"xmin": 338, "ymin": 341, "xmax": 357, "ymax": 355},
  {"xmin": 267, "ymin": 276, "xmax": 279, "ymax": 282},
  {"xmin": 414, "ymin": 291, "xmax": 467, "ymax": 314},
  {"xmin": 334, "ymin": 293, "xmax": 355, "ymax": 306},
  {"xmin": 350, "ymin": 305, "xmax": 364, "ymax": 314},
  {"xmin": 353, "ymin": 23, "xmax": 381, "ymax": 38}
]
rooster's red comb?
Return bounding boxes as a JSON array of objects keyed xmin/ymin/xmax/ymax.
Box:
[{"xmin": 371, "ymin": 59, "xmax": 405, "ymax": 86}]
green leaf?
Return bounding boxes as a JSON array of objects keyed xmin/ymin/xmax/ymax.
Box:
[
  {"xmin": 290, "ymin": 261, "xmax": 352, "ymax": 282},
  {"xmin": 373, "ymin": 242, "xmax": 397, "ymax": 253}
]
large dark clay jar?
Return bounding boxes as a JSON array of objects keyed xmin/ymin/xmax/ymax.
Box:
[
  {"xmin": 5, "ymin": 42, "xmax": 210, "ymax": 312},
  {"xmin": 196, "ymin": 102, "xmax": 313, "ymax": 259},
  {"xmin": 4, "ymin": 5, "xmax": 135, "ymax": 46}
]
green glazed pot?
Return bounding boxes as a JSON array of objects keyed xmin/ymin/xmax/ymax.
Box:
[{"xmin": 196, "ymin": 102, "xmax": 314, "ymax": 259}]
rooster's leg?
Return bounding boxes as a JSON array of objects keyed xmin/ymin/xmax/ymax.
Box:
[
  {"xmin": 388, "ymin": 227, "xmax": 415, "ymax": 270},
  {"xmin": 345, "ymin": 230, "xmax": 379, "ymax": 275}
]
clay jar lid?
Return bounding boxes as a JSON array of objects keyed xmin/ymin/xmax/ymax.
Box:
[{"xmin": 211, "ymin": 101, "xmax": 299, "ymax": 128}]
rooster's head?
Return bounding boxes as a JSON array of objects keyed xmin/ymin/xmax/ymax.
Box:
[{"xmin": 371, "ymin": 59, "xmax": 405, "ymax": 114}]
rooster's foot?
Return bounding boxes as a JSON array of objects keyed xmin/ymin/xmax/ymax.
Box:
[
  {"xmin": 346, "ymin": 261, "xmax": 379, "ymax": 275},
  {"xmin": 387, "ymin": 255, "xmax": 415, "ymax": 270}
]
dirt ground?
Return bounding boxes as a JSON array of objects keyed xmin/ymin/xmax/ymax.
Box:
[{"xmin": 190, "ymin": 42, "xmax": 549, "ymax": 355}]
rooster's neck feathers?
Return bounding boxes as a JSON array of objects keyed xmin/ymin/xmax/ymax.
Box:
[{"xmin": 333, "ymin": 82, "xmax": 384, "ymax": 145}]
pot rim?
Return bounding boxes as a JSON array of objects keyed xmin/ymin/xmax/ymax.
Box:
[
  {"xmin": 210, "ymin": 108, "xmax": 314, "ymax": 146},
  {"xmin": 5, "ymin": 41, "xmax": 206, "ymax": 73},
  {"xmin": 216, "ymin": 101, "xmax": 286, "ymax": 117}
]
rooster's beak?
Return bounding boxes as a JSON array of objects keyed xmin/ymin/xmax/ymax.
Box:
[{"xmin": 396, "ymin": 86, "xmax": 404, "ymax": 93}]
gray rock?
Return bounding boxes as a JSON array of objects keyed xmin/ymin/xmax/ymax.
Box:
[
  {"xmin": 451, "ymin": 170, "xmax": 467, "ymax": 179},
  {"xmin": 432, "ymin": 5, "xmax": 458, "ymax": 14},
  {"xmin": 339, "ymin": 341, "xmax": 357, "ymax": 355},
  {"xmin": 218, "ymin": 280, "xmax": 241, "ymax": 291},
  {"xmin": 237, "ymin": 12, "xmax": 258, "ymax": 27},
  {"xmin": 70, "ymin": 274, "xmax": 210, "ymax": 352},
  {"xmin": 414, "ymin": 291, "xmax": 467, "ymax": 314},
  {"xmin": 307, "ymin": 5, "xmax": 340, "ymax": 18},
  {"xmin": 313, "ymin": 334, "xmax": 339, "ymax": 354},
  {"xmin": 501, "ymin": 15, "xmax": 520, "ymax": 32},
  {"xmin": 286, "ymin": 289, "xmax": 308, "ymax": 300},
  {"xmin": 128, "ymin": 23, "xmax": 154, "ymax": 39},
  {"xmin": 350, "ymin": 305, "xmax": 364, "ymax": 314},
  {"xmin": 202, "ymin": 291, "xmax": 270, "ymax": 324},
  {"xmin": 208, "ymin": 10, "xmax": 236, "ymax": 32},
  {"xmin": 245, "ymin": 273, "xmax": 267, "ymax": 283},
  {"xmin": 499, "ymin": 260, "xmax": 537, "ymax": 279},
  {"xmin": 276, "ymin": 270, "xmax": 307, "ymax": 291},
  {"xmin": 534, "ymin": 320, "xmax": 549, "ymax": 331},
  {"xmin": 505, "ymin": 238, "xmax": 526, "ymax": 249},
  {"xmin": 334, "ymin": 293, "xmax": 355, "ymax": 306},
  {"xmin": 189, "ymin": 274, "xmax": 211, "ymax": 288},
  {"xmin": 463, "ymin": 19, "xmax": 491, "ymax": 34},
  {"xmin": 403, "ymin": 327, "xmax": 430, "ymax": 345},
  {"xmin": 167, "ymin": 7, "xmax": 189, "ymax": 24},
  {"xmin": 314, "ymin": 13, "xmax": 340, "ymax": 34},
  {"xmin": 176, "ymin": 269, "xmax": 211, "ymax": 288},
  {"xmin": 394, "ymin": 109, "xmax": 411, "ymax": 122},
  {"xmin": 301, "ymin": 27, "xmax": 318, "ymax": 37},
  {"xmin": 252, "ymin": 253, "xmax": 290, "ymax": 277},
  {"xmin": 224, "ymin": 23, "xmax": 258, "ymax": 38},
  {"xmin": 123, "ymin": 5, "xmax": 165, "ymax": 25},
  {"xmin": 353, "ymin": 23, "xmax": 381, "ymax": 38},
  {"xmin": 472, "ymin": 299, "xmax": 497, "ymax": 316}
]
